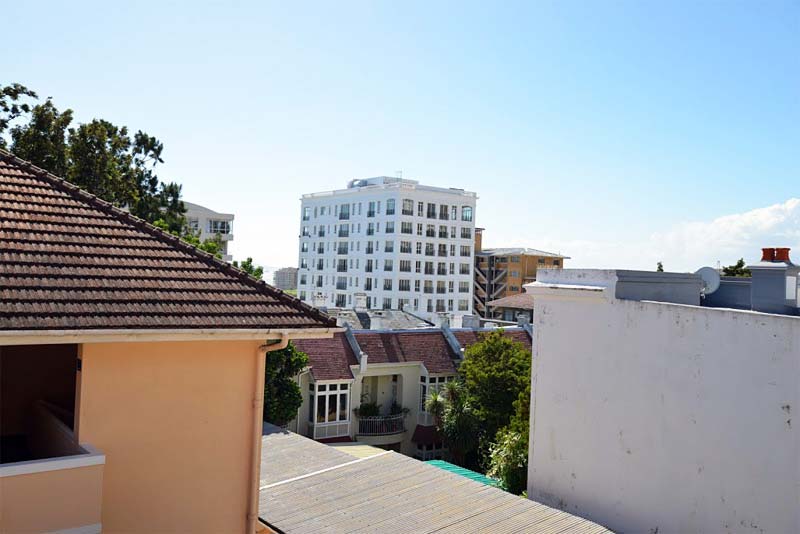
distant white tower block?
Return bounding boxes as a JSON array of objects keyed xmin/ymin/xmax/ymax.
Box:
[{"xmin": 297, "ymin": 177, "xmax": 477, "ymax": 322}]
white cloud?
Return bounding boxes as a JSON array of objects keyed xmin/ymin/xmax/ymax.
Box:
[{"xmin": 517, "ymin": 198, "xmax": 800, "ymax": 272}]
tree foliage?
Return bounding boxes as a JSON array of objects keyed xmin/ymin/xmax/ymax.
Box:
[
  {"xmin": 264, "ymin": 343, "xmax": 309, "ymax": 426},
  {"xmin": 0, "ymin": 83, "xmax": 37, "ymax": 146},
  {"xmin": 233, "ymin": 257, "xmax": 264, "ymax": 280},
  {"xmin": 487, "ymin": 382, "xmax": 531, "ymax": 494},
  {"xmin": 426, "ymin": 380, "xmax": 480, "ymax": 467},
  {"xmin": 460, "ymin": 330, "xmax": 532, "ymax": 446},
  {"xmin": 10, "ymin": 99, "xmax": 72, "ymax": 176},
  {"xmin": 656, "ymin": 261, "xmax": 664, "ymax": 272},
  {"xmin": 722, "ymin": 258, "xmax": 751, "ymax": 277}
]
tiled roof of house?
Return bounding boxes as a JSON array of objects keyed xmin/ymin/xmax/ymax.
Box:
[
  {"xmin": 354, "ymin": 331, "xmax": 459, "ymax": 374},
  {"xmin": 292, "ymin": 335, "xmax": 358, "ymax": 381},
  {"xmin": 294, "ymin": 327, "xmax": 532, "ymax": 381},
  {"xmin": 0, "ymin": 150, "xmax": 336, "ymax": 331},
  {"xmin": 452, "ymin": 327, "xmax": 532, "ymax": 350},
  {"xmin": 487, "ymin": 292, "xmax": 535, "ymax": 310}
]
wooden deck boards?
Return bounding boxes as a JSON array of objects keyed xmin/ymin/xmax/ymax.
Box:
[{"xmin": 259, "ymin": 426, "xmax": 613, "ymax": 533}]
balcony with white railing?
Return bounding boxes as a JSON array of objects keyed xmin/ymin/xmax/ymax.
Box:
[{"xmin": 355, "ymin": 414, "xmax": 406, "ymax": 446}]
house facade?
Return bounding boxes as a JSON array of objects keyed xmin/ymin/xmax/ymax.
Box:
[
  {"xmin": 287, "ymin": 325, "xmax": 531, "ymax": 459},
  {"xmin": 297, "ymin": 176, "xmax": 477, "ymax": 322},
  {"xmin": 0, "ymin": 151, "xmax": 338, "ymax": 534}
]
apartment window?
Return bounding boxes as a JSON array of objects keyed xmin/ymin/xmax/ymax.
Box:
[
  {"xmin": 335, "ymin": 294, "xmax": 347, "ymax": 307},
  {"xmin": 400, "ymin": 260, "xmax": 411, "ymax": 272},
  {"xmin": 367, "ymin": 223, "xmax": 375, "ymax": 236},
  {"xmin": 438, "ymin": 225, "xmax": 448, "ymax": 238},
  {"xmin": 458, "ymin": 299, "xmax": 469, "ymax": 311},
  {"xmin": 386, "ymin": 199, "xmax": 396, "ymax": 215},
  {"xmin": 439, "ymin": 204, "xmax": 449, "ymax": 220},
  {"xmin": 301, "ymin": 206, "xmax": 310, "ymax": 221},
  {"xmin": 461, "ymin": 227, "xmax": 472, "ymax": 239},
  {"xmin": 438, "ymin": 244, "xmax": 447, "ymax": 257},
  {"xmin": 459, "ymin": 281, "xmax": 470, "ymax": 293},
  {"xmin": 436, "ymin": 281, "xmax": 446, "ymax": 294},
  {"xmin": 414, "ymin": 280, "xmax": 421, "ymax": 292},
  {"xmin": 401, "ymin": 222, "xmax": 413, "ymax": 234},
  {"xmin": 450, "ymin": 244, "xmax": 456, "ymax": 257},
  {"xmin": 385, "ymin": 240, "xmax": 394, "ymax": 253},
  {"xmin": 365, "ymin": 278, "xmax": 373, "ymax": 290},
  {"xmin": 437, "ymin": 262, "xmax": 447, "ymax": 275},
  {"xmin": 367, "ymin": 201, "xmax": 376, "ymax": 217},
  {"xmin": 188, "ymin": 217, "xmax": 199, "ymax": 232},
  {"xmin": 317, "ymin": 243, "xmax": 324, "ymax": 253},
  {"xmin": 461, "ymin": 206, "xmax": 473, "ymax": 222},
  {"xmin": 337, "ymin": 242, "xmax": 348, "ymax": 255},
  {"xmin": 417, "ymin": 202, "xmax": 424, "ymax": 217},
  {"xmin": 553, "ymin": 259, "xmax": 561, "ymax": 266},
  {"xmin": 366, "ymin": 242, "xmax": 374, "ymax": 254},
  {"xmin": 365, "ymin": 259, "xmax": 374, "ymax": 273},
  {"xmin": 399, "ymin": 279, "xmax": 411, "ymax": 291},
  {"xmin": 425, "ymin": 243, "xmax": 434, "ymax": 256},
  {"xmin": 318, "ymin": 227, "xmax": 325, "ymax": 237},
  {"xmin": 450, "ymin": 226, "xmax": 456, "ymax": 239},
  {"xmin": 427, "ymin": 203, "xmax": 437, "ymax": 219},
  {"xmin": 424, "ymin": 280, "xmax": 433, "ymax": 294},
  {"xmin": 301, "ymin": 242, "xmax": 308, "ymax": 252},
  {"xmin": 425, "ymin": 262, "xmax": 434, "ymax": 275},
  {"xmin": 402, "ymin": 199, "xmax": 414, "ymax": 215},
  {"xmin": 436, "ymin": 299, "xmax": 446, "ymax": 312},
  {"xmin": 300, "ymin": 258, "xmax": 308, "ymax": 269},
  {"xmin": 510, "ymin": 270, "xmax": 519, "ymax": 277},
  {"xmin": 336, "ymin": 276, "xmax": 347, "ymax": 290},
  {"xmin": 299, "ymin": 291, "xmax": 307, "ymax": 301},
  {"xmin": 385, "ymin": 221, "xmax": 395, "ymax": 234},
  {"xmin": 320, "ymin": 206, "xmax": 326, "ymax": 216},
  {"xmin": 311, "ymin": 382, "xmax": 350, "ymax": 425},
  {"xmin": 338, "ymin": 226, "xmax": 349, "ymax": 237},
  {"xmin": 448, "ymin": 281, "xmax": 454, "ymax": 293},
  {"xmin": 300, "ymin": 274, "xmax": 307, "ymax": 285},
  {"xmin": 449, "ymin": 263, "xmax": 455, "ymax": 275},
  {"xmin": 339, "ymin": 204, "xmax": 350, "ymax": 220},
  {"xmin": 208, "ymin": 219, "xmax": 231, "ymax": 234},
  {"xmin": 426, "ymin": 224, "xmax": 435, "ymax": 238},
  {"xmin": 316, "ymin": 259, "xmax": 324, "ymax": 270},
  {"xmin": 382, "ymin": 297, "xmax": 392, "ymax": 310},
  {"xmin": 384, "ymin": 259, "xmax": 394, "ymax": 272},
  {"xmin": 451, "ymin": 205, "xmax": 457, "ymax": 220},
  {"xmin": 416, "ymin": 242, "xmax": 422, "ymax": 255},
  {"xmin": 301, "ymin": 226, "xmax": 310, "ymax": 237},
  {"xmin": 460, "ymin": 245, "xmax": 471, "ymax": 257},
  {"xmin": 337, "ymin": 259, "xmax": 348, "ymax": 272},
  {"xmin": 415, "ymin": 261, "xmax": 421, "ymax": 273},
  {"xmin": 448, "ymin": 299, "xmax": 454, "ymax": 312},
  {"xmin": 400, "ymin": 241, "xmax": 412, "ymax": 253}
]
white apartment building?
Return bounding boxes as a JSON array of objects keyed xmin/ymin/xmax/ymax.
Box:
[
  {"xmin": 298, "ymin": 177, "xmax": 477, "ymax": 322},
  {"xmin": 184, "ymin": 201, "xmax": 234, "ymax": 261}
]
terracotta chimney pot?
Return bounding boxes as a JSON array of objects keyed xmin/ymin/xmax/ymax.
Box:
[
  {"xmin": 775, "ymin": 248, "xmax": 791, "ymax": 262},
  {"xmin": 761, "ymin": 248, "xmax": 776, "ymax": 262}
]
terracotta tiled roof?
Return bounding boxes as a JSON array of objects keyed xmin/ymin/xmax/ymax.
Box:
[
  {"xmin": 487, "ymin": 292, "xmax": 535, "ymax": 310},
  {"xmin": 354, "ymin": 331, "xmax": 458, "ymax": 374},
  {"xmin": 292, "ymin": 335, "xmax": 357, "ymax": 381},
  {"xmin": 0, "ymin": 150, "xmax": 336, "ymax": 331},
  {"xmin": 452, "ymin": 327, "xmax": 532, "ymax": 351}
]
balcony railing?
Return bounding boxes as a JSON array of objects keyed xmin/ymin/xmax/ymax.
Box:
[{"xmin": 356, "ymin": 414, "xmax": 405, "ymax": 436}]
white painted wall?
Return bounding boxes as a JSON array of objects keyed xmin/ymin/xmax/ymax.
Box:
[{"xmin": 526, "ymin": 274, "xmax": 800, "ymax": 533}]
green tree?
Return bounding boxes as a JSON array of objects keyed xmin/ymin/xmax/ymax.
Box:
[
  {"xmin": 722, "ymin": 258, "xmax": 751, "ymax": 277},
  {"xmin": 656, "ymin": 261, "xmax": 664, "ymax": 272},
  {"xmin": 460, "ymin": 330, "xmax": 532, "ymax": 449},
  {"xmin": 264, "ymin": 342, "xmax": 309, "ymax": 426},
  {"xmin": 426, "ymin": 380, "xmax": 480, "ymax": 467},
  {"xmin": 10, "ymin": 99, "xmax": 73, "ymax": 176},
  {"xmin": 487, "ymin": 383, "xmax": 530, "ymax": 494},
  {"xmin": 233, "ymin": 257, "xmax": 264, "ymax": 280},
  {"xmin": 0, "ymin": 83, "xmax": 37, "ymax": 146}
]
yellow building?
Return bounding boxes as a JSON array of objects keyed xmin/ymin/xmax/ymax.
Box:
[
  {"xmin": 473, "ymin": 228, "xmax": 568, "ymax": 319},
  {"xmin": 0, "ymin": 150, "xmax": 338, "ymax": 533}
]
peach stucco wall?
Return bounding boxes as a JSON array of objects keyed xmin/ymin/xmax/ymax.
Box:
[
  {"xmin": 0, "ymin": 464, "xmax": 103, "ymax": 533},
  {"xmin": 78, "ymin": 340, "xmax": 262, "ymax": 533}
]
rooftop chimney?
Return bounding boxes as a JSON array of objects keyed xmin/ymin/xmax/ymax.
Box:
[
  {"xmin": 775, "ymin": 248, "xmax": 791, "ymax": 262},
  {"xmin": 761, "ymin": 248, "xmax": 776, "ymax": 262}
]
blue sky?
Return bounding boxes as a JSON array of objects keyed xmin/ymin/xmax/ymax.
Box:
[{"xmin": 3, "ymin": 1, "xmax": 798, "ymax": 272}]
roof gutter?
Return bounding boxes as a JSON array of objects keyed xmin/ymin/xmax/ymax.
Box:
[{"xmin": 0, "ymin": 327, "xmax": 342, "ymax": 346}]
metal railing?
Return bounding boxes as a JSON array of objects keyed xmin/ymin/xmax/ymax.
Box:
[{"xmin": 357, "ymin": 414, "xmax": 405, "ymax": 436}]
